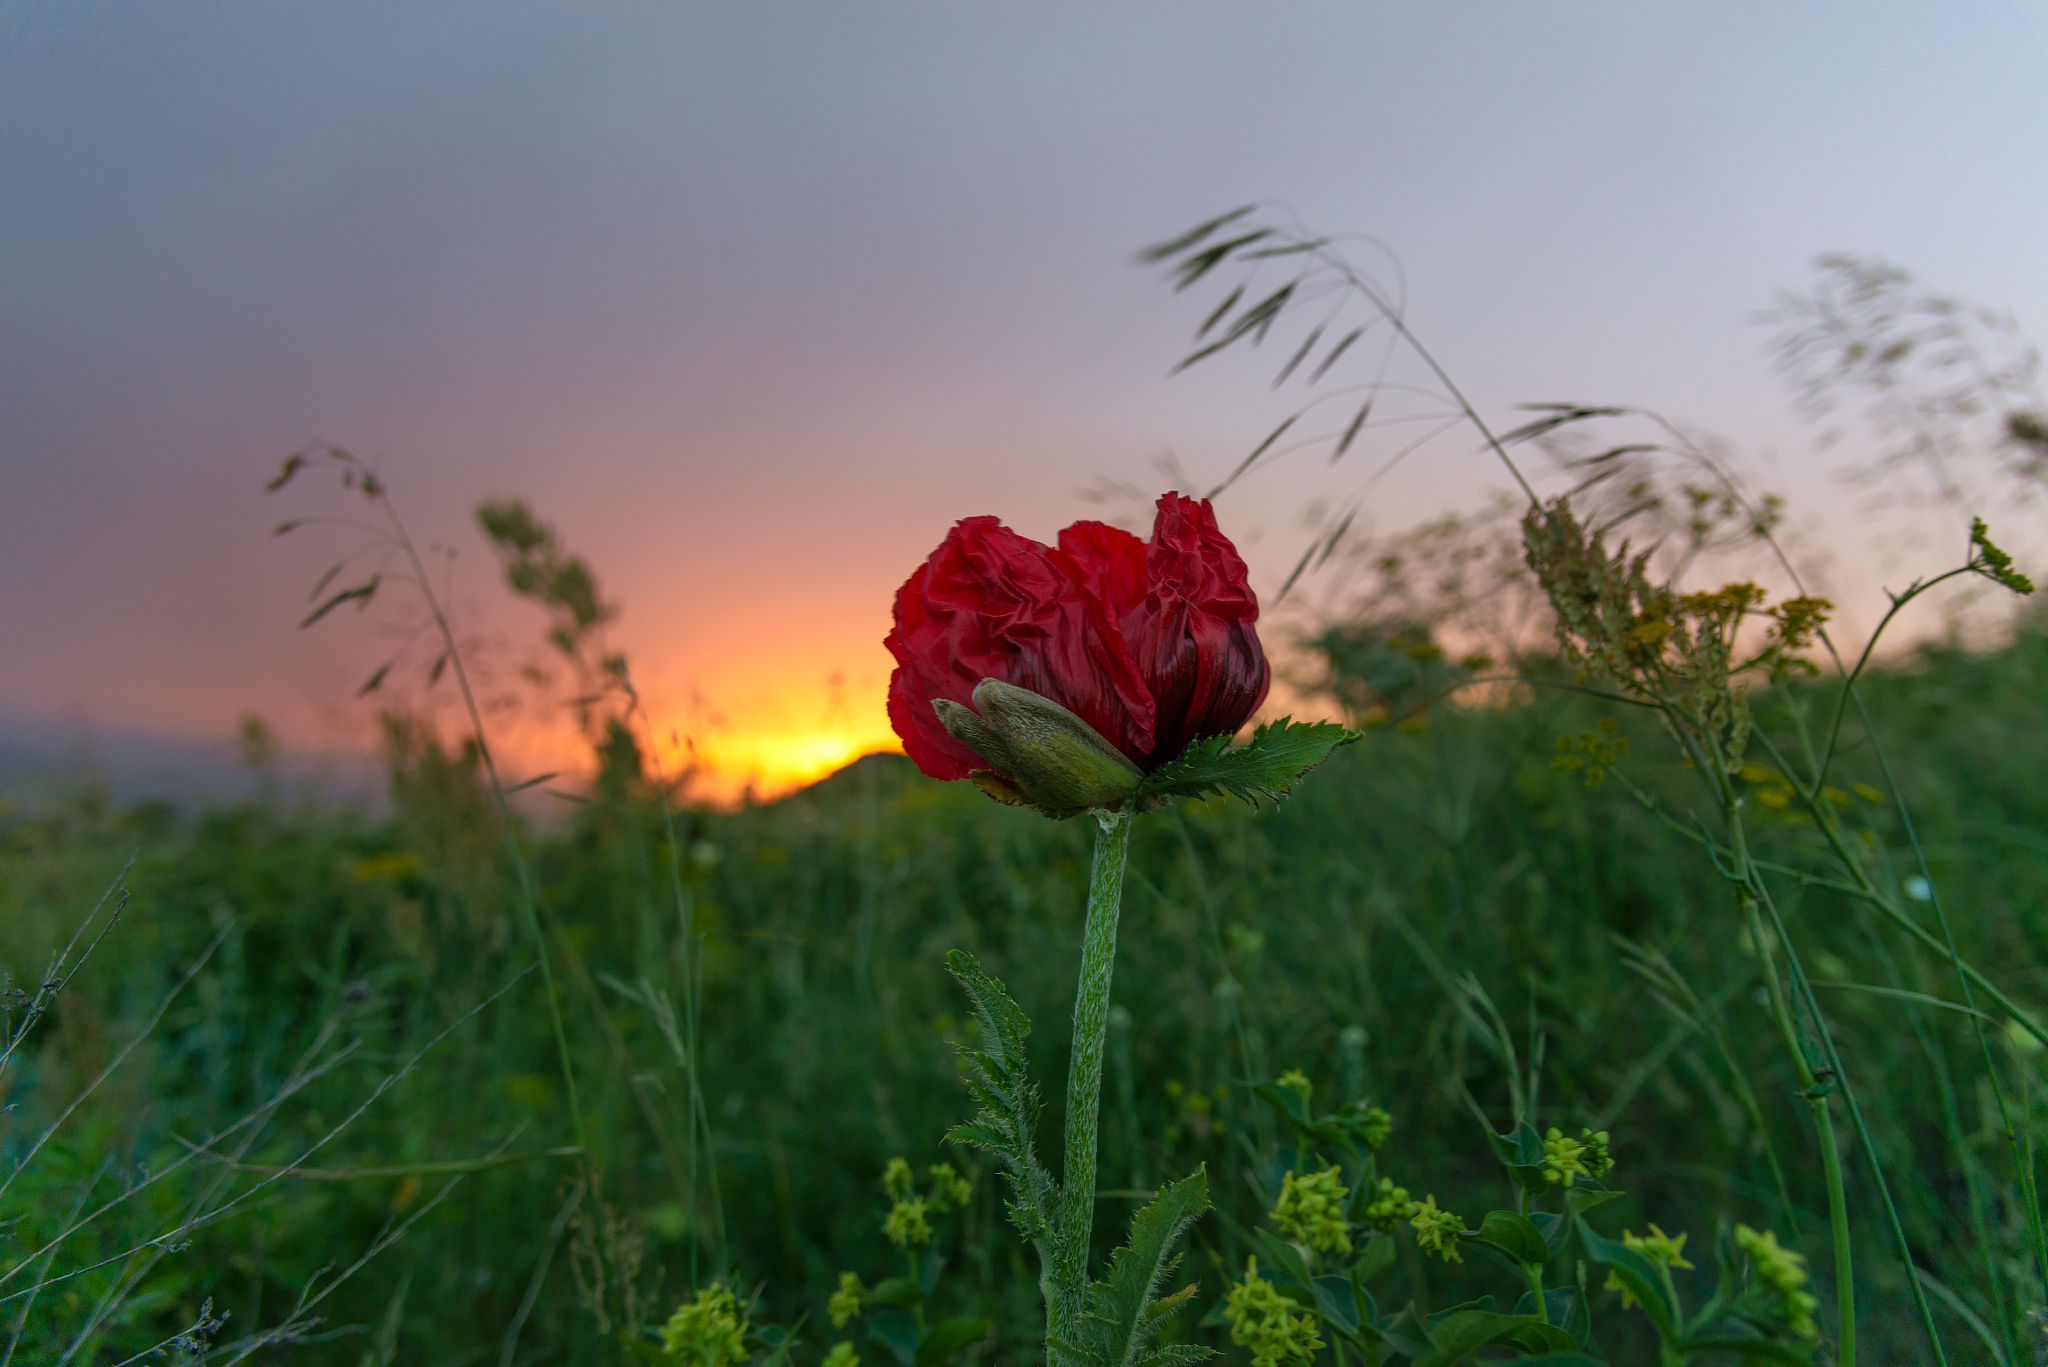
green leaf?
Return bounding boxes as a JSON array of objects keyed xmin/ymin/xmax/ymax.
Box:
[
  {"xmin": 943, "ymin": 952, "xmax": 1057, "ymax": 1251},
  {"xmin": 1565, "ymin": 1187, "xmax": 1624, "ymax": 1218},
  {"xmin": 1250, "ymin": 1081, "xmax": 1314, "ymax": 1132},
  {"xmin": 618, "ymin": 1337, "xmax": 675, "ymax": 1366},
  {"xmin": 1511, "ymin": 1356, "xmax": 1606, "ymax": 1366},
  {"xmin": 1509, "ymin": 1322, "xmax": 1582, "ymax": 1355},
  {"xmin": 1676, "ymin": 1337, "xmax": 1814, "ymax": 1364},
  {"xmin": 1069, "ymin": 1169, "xmax": 1212, "ymax": 1367},
  {"xmin": 1371, "ymin": 1306, "xmax": 1434, "ymax": 1361},
  {"xmin": 866, "ymin": 1277, "xmax": 923, "ymax": 1308},
  {"xmin": 1309, "ymin": 1276, "xmax": 1369, "ymax": 1341},
  {"xmin": 865, "ymin": 1307, "xmax": 921, "ymax": 1367},
  {"xmin": 1138, "ymin": 719, "xmax": 1357, "ymax": 808},
  {"xmin": 1250, "ymin": 1226, "xmax": 1315, "ymax": 1292},
  {"xmin": 1530, "ymin": 1211, "xmax": 1565, "ymax": 1256},
  {"xmin": 1577, "ymin": 1218, "xmax": 1680, "ymax": 1339},
  {"xmin": 916, "ymin": 1317, "xmax": 994, "ymax": 1367},
  {"xmin": 1412, "ymin": 1310, "xmax": 1543, "ymax": 1367},
  {"xmin": 1515, "ymin": 1288, "xmax": 1590, "ymax": 1350},
  {"xmin": 1462, "ymin": 1210, "xmax": 1551, "ymax": 1268},
  {"xmin": 1356, "ymin": 1231, "xmax": 1397, "ymax": 1281}
]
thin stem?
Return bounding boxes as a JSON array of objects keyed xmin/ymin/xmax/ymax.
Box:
[
  {"xmin": 375, "ymin": 489, "xmax": 587, "ymax": 1156},
  {"xmin": 1051, "ymin": 808, "xmax": 1134, "ymax": 1340},
  {"xmin": 1734, "ymin": 839, "xmax": 1855, "ymax": 1367}
]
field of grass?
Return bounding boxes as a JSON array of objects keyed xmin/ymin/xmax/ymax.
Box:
[{"xmin": 5, "ymin": 616, "xmax": 2045, "ymax": 1364}]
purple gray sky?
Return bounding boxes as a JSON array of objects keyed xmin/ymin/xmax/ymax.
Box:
[{"xmin": 5, "ymin": 3, "xmax": 2045, "ymax": 796}]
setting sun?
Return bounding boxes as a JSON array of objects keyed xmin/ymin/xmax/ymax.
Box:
[{"xmin": 685, "ymin": 724, "xmax": 901, "ymax": 800}]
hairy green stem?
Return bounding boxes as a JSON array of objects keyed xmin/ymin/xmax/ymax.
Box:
[{"xmin": 1051, "ymin": 808, "xmax": 1134, "ymax": 1342}]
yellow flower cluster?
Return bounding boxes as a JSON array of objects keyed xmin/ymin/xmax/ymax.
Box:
[
  {"xmin": 1270, "ymin": 1165, "xmax": 1351, "ymax": 1253},
  {"xmin": 1604, "ymin": 1225, "xmax": 1693, "ymax": 1310},
  {"xmin": 659, "ymin": 1284, "xmax": 749, "ymax": 1367},
  {"xmin": 1735, "ymin": 1225, "xmax": 1819, "ymax": 1340},
  {"xmin": 828, "ymin": 1272, "xmax": 864, "ymax": 1329},
  {"xmin": 1541, "ymin": 1127, "xmax": 1612, "ymax": 1187},
  {"xmin": 1408, "ymin": 1195, "xmax": 1466, "ymax": 1262},
  {"xmin": 1223, "ymin": 1258, "xmax": 1324, "ymax": 1367}
]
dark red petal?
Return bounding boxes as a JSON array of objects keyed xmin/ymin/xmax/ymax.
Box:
[
  {"xmin": 885, "ymin": 514, "xmax": 1156, "ymax": 778},
  {"xmin": 1122, "ymin": 493, "xmax": 1271, "ymax": 768}
]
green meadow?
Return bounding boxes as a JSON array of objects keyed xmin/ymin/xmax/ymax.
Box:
[{"xmin": 6, "ymin": 618, "xmax": 2046, "ymax": 1364}]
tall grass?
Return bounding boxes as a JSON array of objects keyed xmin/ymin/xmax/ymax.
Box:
[{"xmin": 4, "ymin": 616, "xmax": 2045, "ymax": 1361}]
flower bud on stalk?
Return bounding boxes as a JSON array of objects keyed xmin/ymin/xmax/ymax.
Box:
[{"xmin": 934, "ymin": 679, "xmax": 1143, "ymax": 815}]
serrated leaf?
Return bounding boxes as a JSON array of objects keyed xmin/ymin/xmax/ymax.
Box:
[
  {"xmin": 916, "ymin": 1317, "xmax": 993, "ymax": 1367},
  {"xmin": 1461, "ymin": 1210, "xmax": 1550, "ymax": 1268},
  {"xmin": 1076, "ymin": 1168, "xmax": 1210, "ymax": 1367},
  {"xmin": 1138, "ymin": 719, "xmax": 1357, "ymax": 808},
  {"xmin": 944, "ymin": 952, "xmax": 1057, "ymax": 1255}
]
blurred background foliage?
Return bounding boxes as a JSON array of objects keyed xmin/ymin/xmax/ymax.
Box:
[{"xmin": 6, "ymin": 605, "xmax": 2046, "ymax": 1362}]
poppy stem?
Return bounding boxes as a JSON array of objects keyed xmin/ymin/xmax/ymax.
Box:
[{"xmin": 1051, "ymin": 805, "xmax": 1134, "ymax": 1342}]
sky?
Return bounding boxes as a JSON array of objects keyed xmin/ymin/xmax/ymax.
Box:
[{"xmin": 4, "ymin": 3, "xmax": 2045, "ymax": 800}]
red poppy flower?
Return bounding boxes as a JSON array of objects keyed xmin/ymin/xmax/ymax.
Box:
[{"xmin": 886, "ymin": 492, "xmax": 1270, "ymax": 782}]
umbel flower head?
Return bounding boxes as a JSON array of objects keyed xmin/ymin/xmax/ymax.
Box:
[{"xmin": 887, "ymin": 492, "xmax": 1270, "ymax": 811}]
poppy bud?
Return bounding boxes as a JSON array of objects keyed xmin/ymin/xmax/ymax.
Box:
[{"xmin": 933, "ymin": 679, "xmax": 1143, "ymax": 815}]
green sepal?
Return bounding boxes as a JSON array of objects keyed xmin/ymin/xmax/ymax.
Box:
[
  {"xmin": 1137, "ymin": 719, "xmax": 1357, "ymax": 808},
  {"xmin": 1576, "ymin": 1218, "xmax": 1681, "ymax": 1340},
  {"xmin": 916, "ymin": 1317, "xmax": 994, "ymax": 1367},
  {"xmin": 1460, "ymin": 1210, "xmax": 1551, "ymax": 1268}
]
